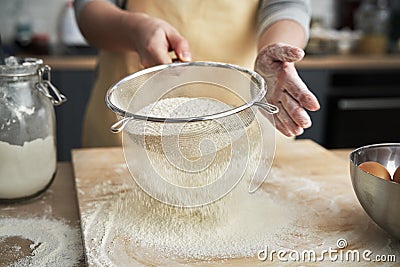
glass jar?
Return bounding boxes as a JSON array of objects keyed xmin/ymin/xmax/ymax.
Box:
[
  {"xmin": 354, "ymin": 0, "xmax": 390, "ymax": 54},
  {"xmin": 0, "ymin": 57, "xmax": 66, "ymax": 202}
]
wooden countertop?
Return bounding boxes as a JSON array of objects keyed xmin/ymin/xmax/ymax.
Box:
[
  {"xmin": 74, "ymin": 142, "xmax": 397, "ymax": 266},
  {"xmin": 40, "ymin": 56, "xmax": 97, "ymax": 70},
  {"xmin": 32, "ymin": 54, "xmax": 400, "ymax": 71},
  {"xmin": 0, "ymin": 163, "xmax": 85, "ymax": 266},
  {"xmin": 0, "ymin": 145, "xmax": 396, "ymax": 265},
  {"xmin": 0, "ymin": 146, "xmax": 380, "ymax": 266},
  {"xmin": 298, "ymin": 54, "xmax": 400, "ymax": 70}
]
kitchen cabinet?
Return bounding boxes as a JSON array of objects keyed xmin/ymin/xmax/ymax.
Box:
[
  {"xmin": 51, "ymin": 68, "xmax": 95, "ymax": 161},
  {"xmin": 297, "ymin": 56, "xmax": 400, "ymax": 148},
  {"xmin": 297, "ymin": 69, "xmax": 330, "ymax": 145},
  {"xmin": 324, "ymin": 68, "xmax": 400, "ymax": 148}
]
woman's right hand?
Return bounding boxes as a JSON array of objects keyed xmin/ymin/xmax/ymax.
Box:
[
  {"xmin": 126, "ymin": 13, "xmax": 192, "ymax": 67},
  {"xmin": 76, "ymin": 1, "xmax": 191, "ymax": 68}
]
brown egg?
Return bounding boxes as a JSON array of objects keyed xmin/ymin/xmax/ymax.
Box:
[
  {"xmin": 393, "ymin": 166, "xmax": 400, "ymax": 184},
  {"xmin": 358, "ymin": 161, "xmax": 391, "ymax": 181}
]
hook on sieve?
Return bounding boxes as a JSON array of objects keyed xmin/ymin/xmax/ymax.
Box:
[
  {"xmin": 254, "ymin": 102, "xmax": 279, "ymax": 114},
  {"xmin": 110, "ymin": 117, "xmax": 133, "ymax": 133}
]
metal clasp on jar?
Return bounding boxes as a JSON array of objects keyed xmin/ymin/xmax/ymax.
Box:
[{"xmin": 35, "ymin": 65, "xmax": 67, "ymax": 106}]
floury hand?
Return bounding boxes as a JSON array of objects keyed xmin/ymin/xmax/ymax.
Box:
[{"xmin": 255, "ymin": 43, "xmax": 320, "ymax": 137}]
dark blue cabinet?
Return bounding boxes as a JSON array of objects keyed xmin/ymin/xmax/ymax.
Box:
[{"xmin": 52, "ymin": 69, "xmax": 95, "ymax": 161}]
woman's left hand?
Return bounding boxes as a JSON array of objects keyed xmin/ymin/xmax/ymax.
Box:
[{"xmin": 255, "ymin": 43, "xmax": 320, "ymax": 137}]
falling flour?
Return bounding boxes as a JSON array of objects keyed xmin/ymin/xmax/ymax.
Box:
[
  {"xmin": 0, "ymin": 136, "xmax": 56, "ymax": 199},
  {"xmin": 0, "ymin": 217, "xmax": 83, "ymax": 266},
  {"xmin": 77, "ymin": 97, "xmax": 300, "ymax": 265},
  {"xmin": 123, "ymin": 97, "xmax": 266, "ymax": 211}
]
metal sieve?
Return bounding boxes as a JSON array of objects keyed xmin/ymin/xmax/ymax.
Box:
[
  {"xmin": 106, "ymin": 61, "xmax": 279, "ymax": 207},
  {"xmin": 106, "ymin": 61, "xmax": 278, "ymax": 131}
]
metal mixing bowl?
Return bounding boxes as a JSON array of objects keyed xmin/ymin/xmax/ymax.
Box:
[{"xmin": 350, "ymin": 143, "xmax": 400, "ymax": 240}]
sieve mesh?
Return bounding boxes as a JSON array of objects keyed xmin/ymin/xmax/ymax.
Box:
[{"xmin": 106, "ymin": 62, "xmax": 277, "ymax": 207}]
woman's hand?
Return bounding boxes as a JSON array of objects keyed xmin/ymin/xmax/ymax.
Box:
[
  {"xmin": 127, "ymin": 13, "xmax": 191, "ymax": 67},
  {"xmin": 76, "ymin": 0, "xmax": 191, "ymax": 68},
  {"xmin": 255, "ymin": 43, "xmax": 320, "ymax": 137}
]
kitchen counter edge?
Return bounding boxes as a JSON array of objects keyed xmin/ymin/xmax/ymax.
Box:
[{"xmin": 26, "ymin": 54, "xmax": 400, "ymax": 70}]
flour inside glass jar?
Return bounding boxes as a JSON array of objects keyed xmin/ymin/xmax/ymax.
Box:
[{"xmin": 0, "ymin": 136, "xmax": 56, "ymax": 199}]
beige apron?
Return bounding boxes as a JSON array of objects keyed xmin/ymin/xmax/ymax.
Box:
[{"xmin": 82, "ymin": 0, "xmax": 260, "ymax": 147}]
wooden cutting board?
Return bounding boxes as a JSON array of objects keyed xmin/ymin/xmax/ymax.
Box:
[{"xmin": 72, "ymin": 140, "xmax": 400, "ymax": 266}]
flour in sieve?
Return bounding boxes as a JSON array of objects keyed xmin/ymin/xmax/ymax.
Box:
[
  {"xmin": 0, "ymin": 217, "xmax": 83, "ymax": 266},
  {"xmin": 126, "ymin": 97, "xmax": 252, "ymax": 157}
]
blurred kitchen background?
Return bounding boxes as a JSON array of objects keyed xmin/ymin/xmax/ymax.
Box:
[{"xmin": 1, "ymin": 0, "xmax": 400, "ymax": 161}]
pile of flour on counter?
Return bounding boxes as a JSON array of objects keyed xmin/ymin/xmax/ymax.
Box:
[
  {"xmin": 79, "ymin": 172, "xmax": 299, "ymax": 266},
  {"xmin": 0, "ymin": 217, "xmax": 82, "ymax": 266}
]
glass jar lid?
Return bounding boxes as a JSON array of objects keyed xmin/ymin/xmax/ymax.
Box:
[{"xmin": 0, "ymin": 57, "xmax": 43, "ymax": 77}]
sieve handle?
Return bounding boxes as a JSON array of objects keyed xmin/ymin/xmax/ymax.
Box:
[
  {"xmin": 254, "ymin": 102, "xmax": 279, "ymax": 114},
  {"xmin": 110, "ymin": 117, "xmax": 132, "ymax": 133}
]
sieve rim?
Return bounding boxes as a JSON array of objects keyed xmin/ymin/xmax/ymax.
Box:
[{"xmin": 105, "ymin": 61, "xmax": 267, "ymax": 123}]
